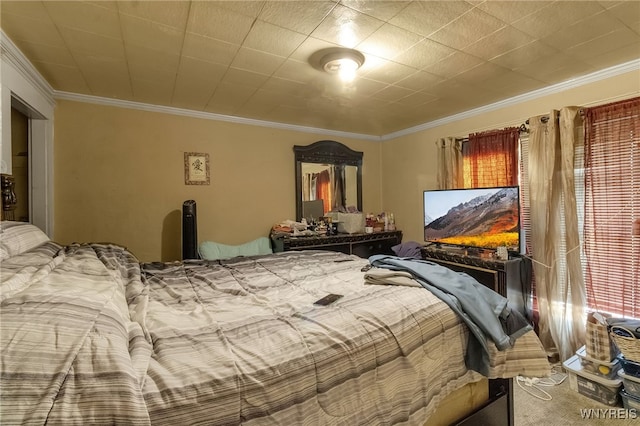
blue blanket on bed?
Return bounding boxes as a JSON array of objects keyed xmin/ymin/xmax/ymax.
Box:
[{"xmin": 369, "ymin": 255, "xmax": 532, "ymax": 375}]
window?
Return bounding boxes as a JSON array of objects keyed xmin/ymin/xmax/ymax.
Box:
[
  {"xmin": 583, "ymin": 98, "xmax": 639, "ymax": 318},
  {"xmin": 462, "ymin": 104, "xmax": 639, "ymax": 322},
  {"xmin": 462, "ymin": 128, "xmax": 520, "ymax": 188},
  {"xmin": 519, "ymin": 100, "xmax": 639, "ymax": 320}
]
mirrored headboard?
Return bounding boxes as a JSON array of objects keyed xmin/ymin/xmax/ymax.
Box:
[{"xmin": 294, "ymin": 140, "xmax": 363, "ymax": 221}]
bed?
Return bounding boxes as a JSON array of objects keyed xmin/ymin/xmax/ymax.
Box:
[
  {"xmin": 0, "ymin": 230, "xmax": 550, "ymax": 425},
  {"xmin": 1, "ymin": 180, "xmax": 550, "ymax": 425}
]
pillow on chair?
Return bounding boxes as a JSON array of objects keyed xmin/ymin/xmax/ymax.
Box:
[{"xmin": 198, "ymin": 237, "xmax": 272, "ymax": 261}]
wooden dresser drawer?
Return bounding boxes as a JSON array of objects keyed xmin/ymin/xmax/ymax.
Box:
[{"xmin": 272, "ymin": 231, "xmax": 402, "ymax": 258}]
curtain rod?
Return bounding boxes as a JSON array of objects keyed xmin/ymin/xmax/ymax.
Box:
[
  {"xmin": 463, "ymin": 108, "xmax": 587, "ymax": 137},
  {"xmin": 524, "ymin": 108, "xmax": 585, "ymax": 126}
]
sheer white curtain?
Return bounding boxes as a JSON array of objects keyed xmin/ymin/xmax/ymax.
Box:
[
  {"xmin": 527, "ymin": 107, "xmax": 586, "ymax": 360},
  {"xmin": 435, "ymin": 137, "xmax": 463, "ymax": 189}
]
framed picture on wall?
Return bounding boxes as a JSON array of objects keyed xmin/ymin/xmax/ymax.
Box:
[{"xmin": 184, "ymin": 152, "xmax": 210, "ymax": 185}]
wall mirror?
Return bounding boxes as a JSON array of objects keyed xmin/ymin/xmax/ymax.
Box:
[{"xmin": 294, "ymin": 140, "xmax": 363, "ymax": 221}]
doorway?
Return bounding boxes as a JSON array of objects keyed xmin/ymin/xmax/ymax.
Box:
[{"xmin": 10, "ymin": 106, "xmax": 29, "ymax": 222}]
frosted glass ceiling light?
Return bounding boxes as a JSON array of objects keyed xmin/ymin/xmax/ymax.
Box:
[
  {"xmin": 334, "ymin": 58, "xmax": 359, "ymax": 81},
  {"xmin": 310, "ymin": 48, "xmax": 365, "ymax": 82}
]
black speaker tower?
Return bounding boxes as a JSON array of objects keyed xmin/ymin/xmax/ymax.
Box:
[{"xmin": 182, "ymin": 200, "xmax": 197, "ymax": 260}]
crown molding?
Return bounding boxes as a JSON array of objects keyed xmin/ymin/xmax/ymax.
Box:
[
  {"xmin": 51, "ymin": 57, "xmax": 639, "ymax": 143},
  {"xmin": 53, "ymin": 91, "xmax": 382, "ymax": 142},
  {"xmin": 381, "ymin": 59, "xmax": 640, "ymax": 141},
  {"xmin": 1, "ymin": 30, "xmax": 55, "ymax": 108}
]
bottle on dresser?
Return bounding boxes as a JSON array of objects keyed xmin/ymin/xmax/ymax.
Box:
[{"xmin": 388, "ymin": 213, "xmax": 396, "ymax": 231}]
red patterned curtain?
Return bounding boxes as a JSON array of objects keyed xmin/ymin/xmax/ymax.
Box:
[{"xmin": 463, "ymin": 127, "xmax": 520, "ymax": 188}]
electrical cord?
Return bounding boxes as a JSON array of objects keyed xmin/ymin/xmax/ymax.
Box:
[
  {"xmin": 516, "ymin": 366, "xmax": 567, "ymax": 401},
  {"xmin": 516, "ymin": 376, "xmax": 552, "ymax": 401}
]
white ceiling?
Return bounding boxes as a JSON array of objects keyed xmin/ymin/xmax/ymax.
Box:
[{"xmin": 1, "ymin": 1, "xmax": 639, "ymax": 136}]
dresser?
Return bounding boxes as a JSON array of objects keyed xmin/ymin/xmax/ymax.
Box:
[{"xmin": 271, "ymin": 230, "xmax": 402, "ymax": 258}]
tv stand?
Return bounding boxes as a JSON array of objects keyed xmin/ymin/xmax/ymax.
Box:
[{"xmin": 420, "ymin": 246, "xmax": 529, "ymax": 317}]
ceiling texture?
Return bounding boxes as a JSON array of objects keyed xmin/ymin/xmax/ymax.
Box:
[{"xmin": 1, "ymin": 1, "xmax": 639, "ymax": 137}]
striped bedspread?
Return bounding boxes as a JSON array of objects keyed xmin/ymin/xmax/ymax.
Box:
[{"xmin": 1, "ymin": 243, "xmax": 550, "ymax": 425}]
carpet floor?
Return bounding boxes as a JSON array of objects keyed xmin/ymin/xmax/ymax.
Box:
[{"xmin": 513, "ymin": 364, "xmax": 638, "ymax": 425}]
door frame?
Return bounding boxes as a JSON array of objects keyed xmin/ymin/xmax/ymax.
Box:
[{"xmin": 1, "ymin": 31, "xmax": 55, "ymax": 235}]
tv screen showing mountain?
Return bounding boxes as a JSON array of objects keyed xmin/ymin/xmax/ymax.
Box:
[{"xmin": 423, "ymin": 186, "xmax": 520, "ymax": 250}]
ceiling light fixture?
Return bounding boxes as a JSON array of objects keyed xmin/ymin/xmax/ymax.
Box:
[{"xmin": 309, "ymin": 48, "xmax": 365, "ymax": 82}]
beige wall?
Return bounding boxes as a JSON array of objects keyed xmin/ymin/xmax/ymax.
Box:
[
  {"xmin": 53, "ymin": 100, "xmax": 383, "ymax": 262},
  {"xmin": 54, "ymin": 71, "xmax": 639, "ymax": 262},
  {"xmin": 380, "ymin": 71, "xmax": 640, "ymax": 244}
]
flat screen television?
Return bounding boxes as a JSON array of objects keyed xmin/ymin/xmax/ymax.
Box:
[{"xmin": 423, "ymin": 186, "xmax": 520, "ymax": 252}]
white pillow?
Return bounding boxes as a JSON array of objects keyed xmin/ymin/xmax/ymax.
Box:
[
  {"xmin": 0, "ymin": 222, "xmax": 50, "ymax": 260},
  {"xmin": 0, "ymin": 221, "xmax": 29, "ymax": 231}
]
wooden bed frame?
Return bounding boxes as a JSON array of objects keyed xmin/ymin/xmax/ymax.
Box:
[
  {"xmin": 1, "ymin": 173, "xmax": 514, "ymax": 425},
  {"xmin": 420, "ymin": 377, "xmax": 513, "ymax": 426}
]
